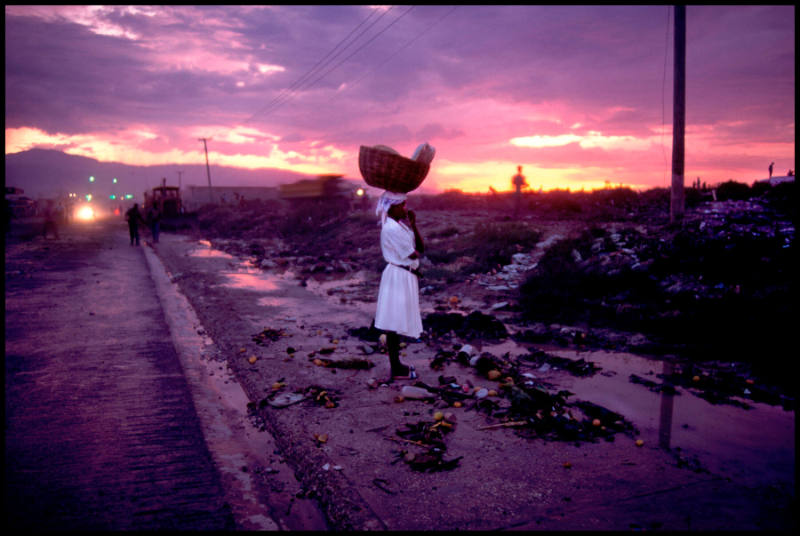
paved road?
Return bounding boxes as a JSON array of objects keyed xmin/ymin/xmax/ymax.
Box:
[{"xmin": 5, "ymin": 221, "xmax": 238, "ymax": 530}]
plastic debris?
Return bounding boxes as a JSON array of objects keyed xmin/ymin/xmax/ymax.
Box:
[
  {"xmin": 266, "ymin": 392, "xmax": 306, "ymax": 408},
  {"xmin": 401, "ymin": 385, "xmax": 436, "ymax": 400}
]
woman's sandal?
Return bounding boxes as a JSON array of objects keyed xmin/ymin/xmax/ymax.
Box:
[{"xmin": 389, "ymin": 364, "xmax": 417, "ymax": 381}]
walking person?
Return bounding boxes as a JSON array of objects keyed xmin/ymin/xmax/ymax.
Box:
[
  {"xmin": 125, "ymin": 203, "xmax": 145, "ymax": 246},
  {"xmin": 41, "ymin": 199, "xmax": 60, "ymax": 239},
  {"xmin": 769, "ymin": 162, "xmax": 774, "ymax": 178},
  {"xmin": 147, "ymin": 205, "xmax": 161, "ymax": 244},
  {"xmin": 373, "ymin": 191, "xmax": 424, "ymax": 381}
]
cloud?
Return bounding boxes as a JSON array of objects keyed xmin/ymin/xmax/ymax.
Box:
[{"xmin": 5, "ymin": 5, "xmax": 795, "ymax": 192}]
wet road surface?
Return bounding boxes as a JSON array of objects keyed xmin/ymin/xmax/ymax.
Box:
[{"xmin": 5, "ymin": 221, "xmax": 247, "ymax": 530}]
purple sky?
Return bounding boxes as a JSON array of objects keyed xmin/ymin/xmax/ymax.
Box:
[{"xmin": 5, "ymin": 5, "xmax": 795, "ymax": 193}]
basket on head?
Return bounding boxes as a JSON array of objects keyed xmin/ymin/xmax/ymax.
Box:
[{"xmin": 358, "ymin": 145, "xmax": 430, "ymax": 193}]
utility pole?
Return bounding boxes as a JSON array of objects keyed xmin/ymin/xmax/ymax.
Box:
[
  {"xmin": 670, "ymin": 5, "xmax": 686, "ymax": 224},
  {"xmin": 177, "ymin": 170, "xmax": 183, "ymax": 189},
  {"xmin": 199, "ymin": 137, "xmax": 213, "ymax": 204}
]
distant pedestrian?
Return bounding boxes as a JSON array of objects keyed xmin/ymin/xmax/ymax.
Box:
[
  {"xmin": 769, "ymin": 162, "xmax": 774, "ymax": 178},
  {"xmin": 374, "ymin": 191, "xmax": 423, "ymax": 381},
  {"xmin": 42, "ymin": 200, "xmax": 59, "ymax": 239},
  {"xmin": 125, "ymin": 203, "xmax": 145, "ymax": 246},
  {"xmin": 512, "ymin": 165, "xmax": 527, "ymax": 216},
  {"xmin": 147, "ymin": 206, "xmax": 161, "ymax": 244}
]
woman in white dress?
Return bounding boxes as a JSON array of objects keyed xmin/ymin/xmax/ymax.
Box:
[{"xmin": 374, "ymin": 191, "xmax": 424, "ymax": 379}]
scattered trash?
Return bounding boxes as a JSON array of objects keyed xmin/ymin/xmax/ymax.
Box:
[
  {"xmin": 401, "ymin": 385, "xmax": 436, "ymax": 400},
  {"xmin": 252, "ymin": 328, "xmax": 286, "ymax": 346},
  {"xmin": 388, "ymin": 419, "xmax": 462, "ymax": 472},
  {"xmin": 310, "ymin": 356, "xmax": 375, "ymax": 370},
  {"xmin": 372, "ymin": 478, "xmax": 397, "ymax": 495},
  {"xmin": 264, "ymin": 392, "xmax": 306, "ymax": 408}
]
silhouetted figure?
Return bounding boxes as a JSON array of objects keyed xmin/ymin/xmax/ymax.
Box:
[
  {"xmin": 147, "ymin": 206, "xmax": 161, "ymax": 244},
  {"xmin": 769, "ymin": 162, "xmax": 774, "ymax": 178},
  {"xmin": 125, "ymin": 204, "xmax": 145, "ymax": 246},
  {"xmin": 42, "ymin": 200, "xmax": 59, "ymax": 239},
  {"xmin": 512, "ymin": 165, "xmax": 527, "ymax": 216}
]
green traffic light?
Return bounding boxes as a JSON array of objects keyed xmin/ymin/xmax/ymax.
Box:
[
  {"xmin": 89, "ymin": 176, "xmax": 95, "ymax": 182},
  {"xmin": 110, "ymin": 194, "xmax": 116, "ymax": 200}
]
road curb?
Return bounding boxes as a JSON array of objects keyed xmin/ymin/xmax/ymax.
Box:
[{"xmin": 143, "ymin": 242, "xmax": 387, "ymax": 531}]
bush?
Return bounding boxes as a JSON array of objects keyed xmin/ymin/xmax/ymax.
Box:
[{"xmin": 715, "ymin": 180, "xmax": 751, "ymax": 201}]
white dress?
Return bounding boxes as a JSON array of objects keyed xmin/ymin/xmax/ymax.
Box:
[{"xmin": 374, "ymin": 218, "xmax": 423, "ymax": 338}]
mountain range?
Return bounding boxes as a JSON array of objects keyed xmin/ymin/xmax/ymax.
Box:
[{"xmin": 4, "ymin": 149, "xmax": 323, "ymax": 199}]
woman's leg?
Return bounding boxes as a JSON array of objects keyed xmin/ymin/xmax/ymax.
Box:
[{"xmin": 386, "ymin": 331, "xmax": 410, "ymax": 376}]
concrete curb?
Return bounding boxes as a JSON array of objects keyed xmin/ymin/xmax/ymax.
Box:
[{"xmin": 143, "ymin": 243, "xmax": 386, "ymax": 531}]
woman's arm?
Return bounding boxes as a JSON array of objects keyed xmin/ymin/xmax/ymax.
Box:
[{"xmin": 407, "ymin": 210, "xmax": 424, "ymax": 257}]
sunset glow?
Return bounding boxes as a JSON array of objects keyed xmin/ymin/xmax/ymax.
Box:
[{"xmin": 5, "ymin": 5, "xmax": 795, "ymax": 194}]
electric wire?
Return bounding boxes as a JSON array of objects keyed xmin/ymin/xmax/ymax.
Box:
[
  {"xmin": 299, "ymin": 5, "xmax": 416, "ymax": 97},
  {"xmin": 250, "ymin": 6, "xmax": 414, "ymax": 121},
  {"xmin": 245, "ymin": 7, "xmax": 391, "ymax": 123},
  {"xmin": 341, "ymin": 5, "xmax": 458, "ymax": 95}
]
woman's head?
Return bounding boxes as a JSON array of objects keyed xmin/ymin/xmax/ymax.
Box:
[
  {"xmin": 387, "ymin": 200, "xmax": 406, "ymax": 220},
  {"xmin": 375, "ymin": 191, "xmax": 407, "ymax": 225}
]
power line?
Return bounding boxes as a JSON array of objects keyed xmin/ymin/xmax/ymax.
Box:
[
  {"xmin": 247, "ymin": 6, "xmax": 401, "ymax": 122},
  {"xmin": 300, "ymin": 6, "xmax": 416, "ymax": 96},
  {"xmin": 245, "ymin": 7, "xmax": 387, "ymax": 123},
  {"xmin": 343, "ymin": 5, "xmax": 458, "ymax": 94}
]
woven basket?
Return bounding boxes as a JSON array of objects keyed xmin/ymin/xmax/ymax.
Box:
[{"xmin": 358, "ymin": 145, "xmax": 430, "ymax": 193}]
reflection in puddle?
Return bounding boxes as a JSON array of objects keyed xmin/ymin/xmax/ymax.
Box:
[
  {"xmin": 220, "ymin": 268, "xmax": 279, "ymax": 292},
  {"xmin": 189, "ymin": 240, "xmax": 236, "ymax": 259},
  {"xmin": 482, "ymin": 339, "xmax": 794, "ymax": 489}
]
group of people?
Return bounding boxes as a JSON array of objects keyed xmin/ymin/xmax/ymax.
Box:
[{"xmin": 125, "ymin": 203, "xmax": 161, "ymax": 246}]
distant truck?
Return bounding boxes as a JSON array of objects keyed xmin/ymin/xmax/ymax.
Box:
[
  {"xmin": 142, "ymin": 178, "xmax": 194, "ymax": 230},
  {"xmin": 143, "ymin": 178, "xmax": 182, "ymax": 217}
]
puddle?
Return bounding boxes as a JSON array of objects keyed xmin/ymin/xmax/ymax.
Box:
[
  {"xmin": 189, "ymin": 240, "xmax": 236, "ymax": 259},
  {"xmin": 220, "ymin": 267, "xmax": 279, "ymax": 292},
  {"xmin": 482, "ymin": 339, "xmax": 794, "ymax": 489}
]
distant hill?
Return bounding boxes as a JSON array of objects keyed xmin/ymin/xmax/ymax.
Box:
[{"xmin": 4, "ymin": 149, "xmax": 322, "ymax": 200}]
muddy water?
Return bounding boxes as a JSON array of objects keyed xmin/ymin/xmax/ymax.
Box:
[
  {"xmin": 192, "ymin": 238, "xmax": 794, "ymax": 496},
  {"xmin": 483, "ymin": 339, "xmax": 795, "ymax": 491}
]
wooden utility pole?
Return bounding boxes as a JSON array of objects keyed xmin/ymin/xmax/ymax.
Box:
[
  {"xmin": 199, "ymin": 137, "xmax": 213, "ymax": 204},
  {"xmin": 670, "ymin": 5, "xmax": 686, "ymax": 224}
]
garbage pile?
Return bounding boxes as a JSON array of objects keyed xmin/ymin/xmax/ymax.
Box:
[{"xmin": 518, "ymin": 196, "xmax": 795, "ymax": 376}]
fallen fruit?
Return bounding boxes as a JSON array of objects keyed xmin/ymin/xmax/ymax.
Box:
[
  {"xmin": 394, "ymin": 396, "xmax": 405, "ymax": 403},
  {"xmin": 487, "ymin": 389, "xmax": 498, "ymax": 397},
  {"xmin": 248, "ymin": 356, "xmax": 257, "ymax": 364},
  {"xmin": 433, "ymin": 411, "xmax": 444, "ymax": 421},
  {"xmin": 487, "ymin": 370, "xmax": 501, "ymax": 381},
  {"xmin": 325, "ymin": 401, "xmax": 336, "ymax": 409},
  {"xmin": 692, "ymin": 375, "xmax": 700, "ymax": 382},
  {"xmin": 271, "ymin": 382, "xmax": 284, "ymax": 390},
  {"xmin": 592, "ymin": 419, "xmax": 601, "ymax": 427},
  {"xmin": 313, "ymin": 358, "xmax": 324, "ymax": 366},
  {"xmin": 452, "ymin": 401, "xmax": 463, "ymax": 408},
  {"xmin": 635, "ymin": 439, "xmax": 644, "ymax": 447}
]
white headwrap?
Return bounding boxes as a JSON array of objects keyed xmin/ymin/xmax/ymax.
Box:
[{"xmin": 375, "ymin": 191, "xmax": 407, "ymax": 226}]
